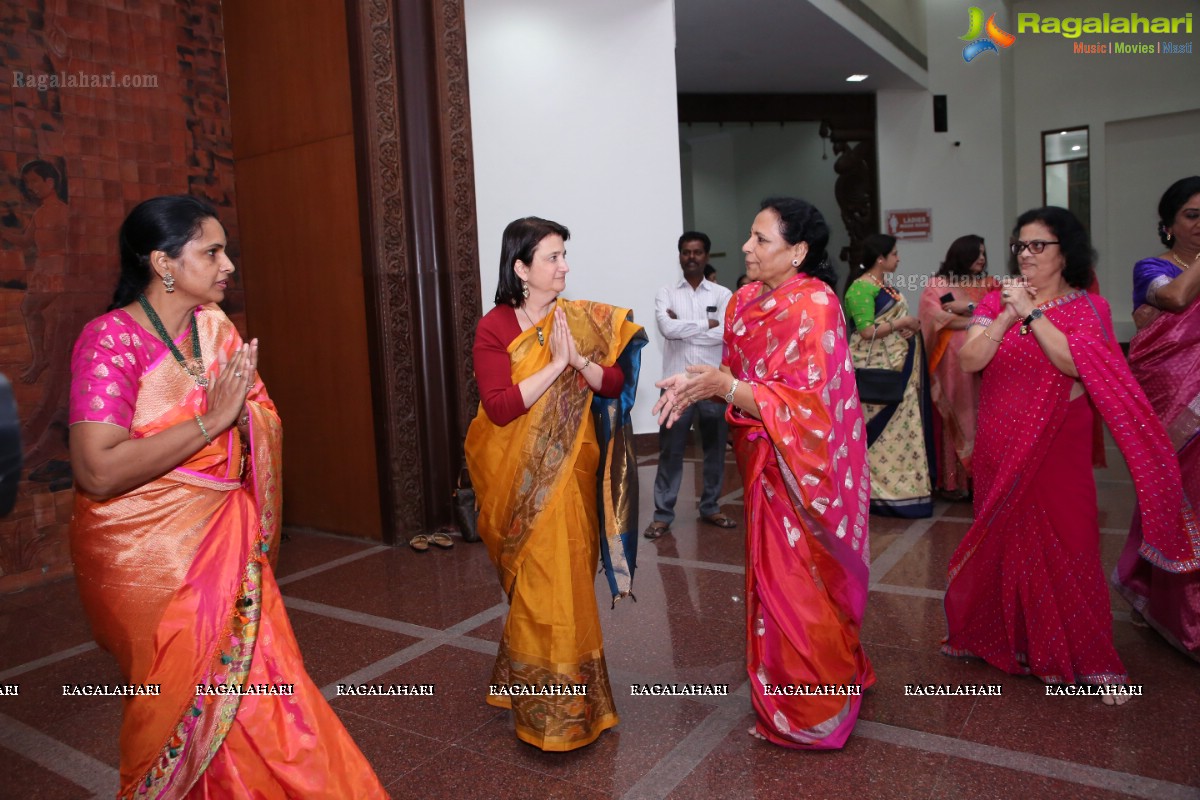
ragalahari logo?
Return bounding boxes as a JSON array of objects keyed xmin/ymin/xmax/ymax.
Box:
[{"xmin": 960, "ymin": 7, "xmax": 1015, "ymax": 62}]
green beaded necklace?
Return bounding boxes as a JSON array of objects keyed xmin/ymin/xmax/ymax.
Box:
[{"xmin": 137, "ymin": 294, "xmax": 209, "ymax": 387}]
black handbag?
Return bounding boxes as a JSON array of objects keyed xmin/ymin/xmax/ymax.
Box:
[
  {"xmin": 854, "ymin": 332, "xmax": 915, "ymax": 405},
  {"xmin": 453, "ymin": 466, "xmax": 480, "ymax": 543}
]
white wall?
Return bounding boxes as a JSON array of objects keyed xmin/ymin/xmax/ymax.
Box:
[
  {"xmin": 1010, "ymin": 0, "xmax": 1200, "ymax": 340},
  {"xmin": 875, "ymin": 1, "xmax": 1009, "ymax": 310},
  {"xmin": 681, "ymin": 122, "xmax": 850, "ymax": 291},
  {"xmin": 464, "ymin": 0, "xmax": 683, "ymax": 433}
]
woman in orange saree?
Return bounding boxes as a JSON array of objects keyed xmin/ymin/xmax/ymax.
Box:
[
  {"xmin": 656, "ymin": 198, "xmax": 874, "ymax": 749},
  {"xmin": 918, "ymin": 235, "xmax": 996, "ymax": 498},
  {"xmin": 466, "ymin": 217, "xmax": 645, "ymax": 751},
  {"xmin": 69, "ymin": 196, "xmax": 387, "ymax": 799}
]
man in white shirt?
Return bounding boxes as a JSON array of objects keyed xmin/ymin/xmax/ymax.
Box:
[{"xmin": 645, "ymin": 232, "xmax": 736, "ymax": 539}]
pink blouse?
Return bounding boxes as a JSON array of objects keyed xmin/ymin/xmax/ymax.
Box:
[{"xmin": 69, "ymin": 309, "xmax": 191, "ymax": 429}]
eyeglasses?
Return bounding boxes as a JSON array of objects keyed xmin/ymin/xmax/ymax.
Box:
[{"xmin": 1010, "ymin": 240, "xmax": 1060, "ymax": 255}]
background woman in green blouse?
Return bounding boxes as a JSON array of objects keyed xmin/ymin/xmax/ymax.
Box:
[{"xmin": 844, "ymin": 233, "xmax": 934, "ymax": 517}]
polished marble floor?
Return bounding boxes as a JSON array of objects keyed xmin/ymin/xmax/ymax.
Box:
[{"xmin": 1, "ymin": 439, "xmax": 1197, "ymax": 799}]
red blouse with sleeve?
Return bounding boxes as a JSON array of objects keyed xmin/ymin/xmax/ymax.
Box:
[{"xmin": 473, "ymin": 304, "xmax": 626, "ymax": 426}]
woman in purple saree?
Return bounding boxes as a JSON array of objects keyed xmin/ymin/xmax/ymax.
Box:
[{"xmin": 1117, "ymin": 176, "xmax": 1200, "ymax": 661}]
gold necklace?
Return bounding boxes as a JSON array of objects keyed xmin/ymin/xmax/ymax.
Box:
[
  {"xmin": 519, "ymin": 305, "xmax": 545, "ymax": 346},
  {"xmin": 1170, "ymin": 250, "xmax": 1200, "ymax": 271}
]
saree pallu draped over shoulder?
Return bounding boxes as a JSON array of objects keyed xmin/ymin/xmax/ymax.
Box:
[
  {"xmin": 465, "ymin": 299, "xmax": 645, "ymax": 752},
  {"xmin": 70, "ymin": 306, "xmax": 387, "ymax": 799},
  {"xmin": 943, "ymin": 292, "xmax": 1198, "ymax": 684},
  {"xmin": 724, "ymin": 275, "xmax": 875, "ymax": 750},
  {"xmin": 1117, "ymin": 290, "xmax": 1200, "ymax": 660}
]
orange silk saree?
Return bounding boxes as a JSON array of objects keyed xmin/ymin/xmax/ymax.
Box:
[
  {"xmin": 70, "ymin": 305, "xmax": 387, "ymax": 799},
  {"xmin": 465, "ymin": 299, "xmax": 644, "ymax": 751}
]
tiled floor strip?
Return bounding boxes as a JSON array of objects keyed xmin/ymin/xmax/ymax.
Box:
[{"xmin": 0, "ymin": 712, "xmax": 120, "ymax": 797}]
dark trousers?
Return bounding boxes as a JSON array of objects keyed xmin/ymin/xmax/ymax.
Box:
[{"xmin": 652, "ymin": 397, "xmax": 728, "ymax": 524}]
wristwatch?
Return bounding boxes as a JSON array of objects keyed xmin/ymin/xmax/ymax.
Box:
[
  {"xmin": 1020, "ymin": 307, "xmax": 1044, "ymax": 335},
  {"xmin": 724, "ymin": 378, "xmax": 740, "ymax": 404},
  {"xmin": 966, "ymin": 302, "xmax": 977, "ymax": 315}
]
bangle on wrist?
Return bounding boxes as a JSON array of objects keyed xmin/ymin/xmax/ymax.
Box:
[
  {"xmin": 195, "ymin": 413, "xmax": 213, "ymax": 444},
  {"xmin": 576, "ymin": 356, "xmax": 591, "ymax": 371},
  {"xmin": 983, "ymin": 331, "xmax": 1002, "ymax": 344}
]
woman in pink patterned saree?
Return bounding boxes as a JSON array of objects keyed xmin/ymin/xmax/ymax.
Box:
[
  {"xmin": 656, "ymin": 198, "xmax": 874, "ymax": 748},
  {"xmin": 918, "ymin": 235, "xmax": 997, "ymax": 499},
  {"xmin": 69, "ymin": 196, "xmax": 387, "ymax": 798},
  {"xmin": 1116, "ymin": 176, "xmax": 1200, "ymax": 661},
  {"xmin": 945, "ymin": 206, "xmax": 1198, "ymax": 697}
]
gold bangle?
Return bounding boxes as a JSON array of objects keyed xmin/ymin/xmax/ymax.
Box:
[
  {"xmin": 983, "ymin": 331, "xmax": 1002, "ymax": 344},
  {"xmin": 194, "ymin": 413, "xmax": 213, "ymax": 444}
]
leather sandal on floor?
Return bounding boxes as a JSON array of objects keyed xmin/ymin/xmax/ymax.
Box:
[
  {"xmin": 409, "ymin": 534, "xmax": 431, "ymax": 552},
  {"xmin": 700, "ymin": 513, "xmax": 737, "ymax": 529},
  {"xmin": 643, "ymin": 521, "xmax": 671, "ymax": 540},
  {"xmin": 428, "ymin": 531, "xmax": 455, "ymax": 549}
]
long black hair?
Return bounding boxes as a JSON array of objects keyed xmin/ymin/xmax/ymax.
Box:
[
  {"xmin": 759, "ymin": 197, "xmax": 836, "ymax": 288},
  {"xmin": 494, "ymin": 216, "xmax": 570, "ymax": 307},
  {"xmin": 110, "ymin": 195, "xmax": 218, "ymax": 310}
]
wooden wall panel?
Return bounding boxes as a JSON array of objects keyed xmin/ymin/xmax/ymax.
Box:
[{"xmin": 223, "ymin": 0, "xmax": 382, "ymax": 538}]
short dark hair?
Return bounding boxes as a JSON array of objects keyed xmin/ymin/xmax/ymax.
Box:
[
  {"xmin": 937, "ymin": 234, "xmax": 985, "ymax": 278},
  {"xmin": 1013, "ymin": 206, "xmax": 1094, "ymax": 290},
  {"xmin": 1158, "ymin": 176, "xmax": 1200, "ymax": 246},
  {"xmin": 703, "ymin": 264, "xmax": 717, "ymax": 279},
  {"xmin": 759, "ymin": 197, "xmax": 835, "ymax": 288},
  {"xmin": 494, "ymin": 216, "xmax": 570, "ymax": 307},
  {"xmin": 111, "ymin": 195, "xmax": 219, "ymax": 310},
  {"xmin": 19, "ymin": 159, "xmax": 64, "ymax": 202},
  {"xmin": 678, "ymin": 231, "xmax": 711, "ymax": 253}
]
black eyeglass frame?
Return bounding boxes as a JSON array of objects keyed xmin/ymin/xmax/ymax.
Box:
[{"xmin": 1010, "ymin": 240, "xmax": 1060, "ymax": 256}]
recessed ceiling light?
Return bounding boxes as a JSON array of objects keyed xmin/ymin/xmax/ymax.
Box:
[
  {"xmin": 1071, "ymin": 145, "xmax": 1081, "ymax": 151},
  {"xmin": 846, "ymin": 74, "xmax": 868, "ymax": 82},
  {"xmin": 1060, "ymin": 131, "xmax": 1068, "ymax": 135}
]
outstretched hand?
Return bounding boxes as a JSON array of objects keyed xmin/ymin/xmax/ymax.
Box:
[{"xmin": 653, "ymin": 365, "xmax": 725, "ymax": 427}]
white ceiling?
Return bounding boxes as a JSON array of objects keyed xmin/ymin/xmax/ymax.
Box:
[{"xmin": 674, "ymin": 0, "xmax": 927, "ymax": 94}]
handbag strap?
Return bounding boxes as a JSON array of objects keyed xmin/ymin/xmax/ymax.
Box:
[{"xmin": 865, "ymin": 323, "xmax": 916, "ymax": 371}]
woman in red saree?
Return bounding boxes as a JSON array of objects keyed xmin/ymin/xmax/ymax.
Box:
[
  {"xmin": 656, "ymin": 198, "xmax": 874, "ymax": 749},
  {"xmin": 918, "ymin": 235, "xmax": 997, "ymax": 498},
  {"xmin": 69, "ymin": 196, "xmax": 387, "ymax": 798},
  {"xmin": 945, "ymin": 206, "xmax": 1198, "ymax": 694},
  {"xmin": 1116, "ymin": 176, "xmax": 1200, "ymax": 661},
  {"xmin": 466, "ymin": 217, "xmax": 645, "ymax": 751}
]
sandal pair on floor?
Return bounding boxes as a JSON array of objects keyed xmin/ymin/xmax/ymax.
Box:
[{"xmin": 409, "ymin": 531, "xmax": 455, "ymax": 552}]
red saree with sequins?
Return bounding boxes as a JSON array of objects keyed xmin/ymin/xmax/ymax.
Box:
[
  {"xmin": 725, "ymin": 275, "xmax": 875, "ymax": 749},
  {"xmin": 69, "ymin": 305, "xmax": 387, "ymax": 799},
  {"xmin": 943, "ymin": 291, "xmax": 1197, "ymax": 684},
  {"xmin": 1116, "ymin": 288, "xmax": 1200, "ymax": 661}
]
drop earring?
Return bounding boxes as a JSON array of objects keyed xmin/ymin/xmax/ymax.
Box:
[
  {"xmin": 521, "ymin": 281, "xmax": 530, "ymax": 299},
  {"xmin": 163, "ymin": 272, "xmax": 175, "ymax": 293}
]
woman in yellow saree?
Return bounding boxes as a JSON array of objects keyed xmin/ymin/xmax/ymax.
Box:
[
  {"xmin": 466, "ymin": 217, "xmax": 645, "ymax": 751},
  {"xmin": 69, "ymin": 196, "xmax": 387, "ymax": 799}
]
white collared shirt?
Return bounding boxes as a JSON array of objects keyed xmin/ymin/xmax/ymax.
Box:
[{"xmin": 654, "ymin": 277, "xmax": 733, "ymax": 377}]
